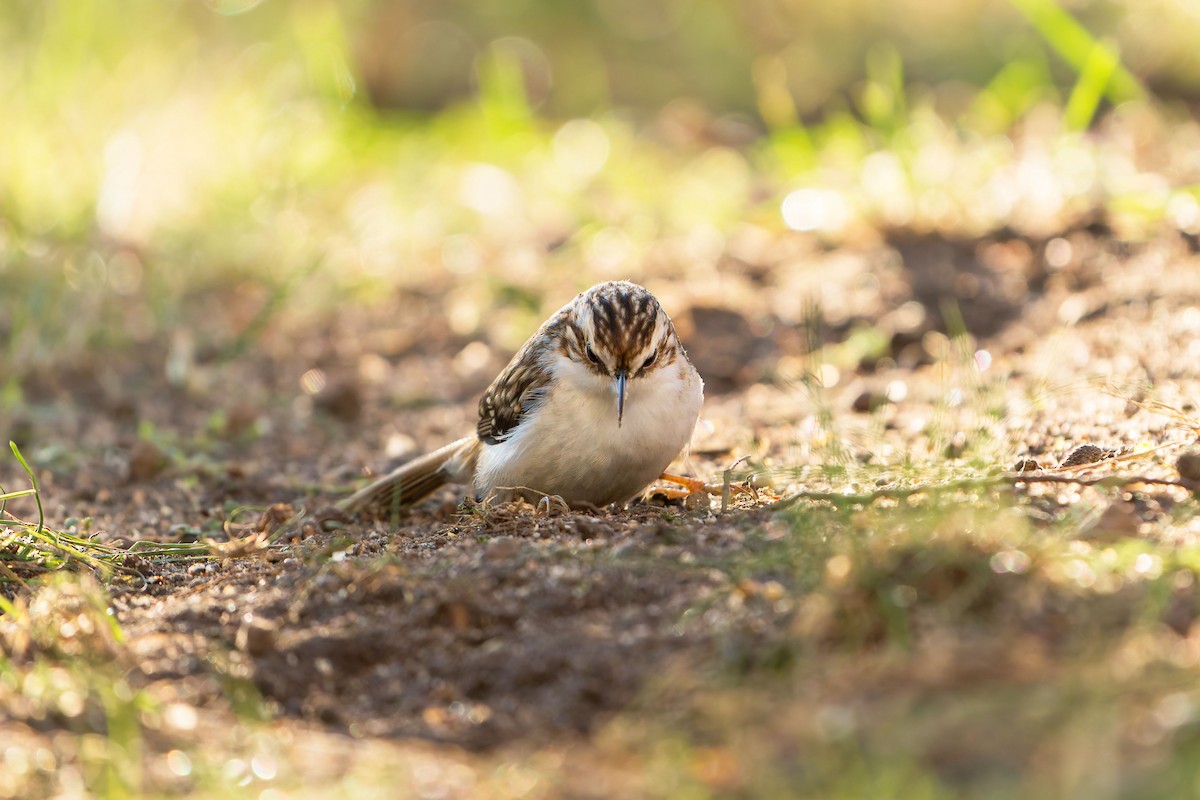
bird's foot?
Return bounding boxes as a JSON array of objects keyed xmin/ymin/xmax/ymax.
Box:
[
  {"xmin": 658, "ymin": 471, "xmax": 758, "ymax": 499},
  {"xmin": 535, "ymin": 493, "xmax": 572, "ymax": 516}
]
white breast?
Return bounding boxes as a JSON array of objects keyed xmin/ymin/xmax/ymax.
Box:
[{"xmin": 474, "ymin": 356, "xmax": 703, "ymax": 507}]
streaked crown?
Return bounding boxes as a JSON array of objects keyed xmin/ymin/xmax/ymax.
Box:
[{"xmin": 558, "ymin": 281, "xmax": 682, "ymax": 377}]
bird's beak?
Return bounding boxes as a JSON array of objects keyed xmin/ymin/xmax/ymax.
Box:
[{"xmin": 615, "ymin": 370, "xmax": 627, "ymax": 426}]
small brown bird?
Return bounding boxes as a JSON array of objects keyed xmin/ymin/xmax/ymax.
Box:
[{"xmin": 340, "ymin": 281, "xmax": 704, "ymax": 514}]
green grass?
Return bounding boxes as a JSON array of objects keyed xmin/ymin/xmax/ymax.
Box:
[{"xmin": 1, "ymin": 442, "xmax": 210, "ymax": 596}]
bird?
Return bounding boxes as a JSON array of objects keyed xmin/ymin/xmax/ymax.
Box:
[{"xmin": 339, "ymin": 280, "xmax": 705, "ymax": 515}]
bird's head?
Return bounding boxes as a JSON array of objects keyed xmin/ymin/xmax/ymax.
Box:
[{"xmin": 557, "ymin": 281, "xmax": 683, "ymax": 425}]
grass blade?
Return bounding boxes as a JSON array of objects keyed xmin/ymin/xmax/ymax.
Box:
[
  {"xmin": 1006, "ymin": 0, "xmax": 1141, "ymax": 105},
  {"xmin": 1065, "ymin": 39, "xmax": 1120, "ymax": 131},
  {"xmin": 9, "ymin": 441, "xmax": 44, "ymax": 533}
]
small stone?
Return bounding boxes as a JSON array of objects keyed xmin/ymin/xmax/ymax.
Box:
[
  {"xmin": 1177, "ymin": 451, "xmax": 1200, "ymax": 482},
  {"xmin": 313, "ymin": 380, "xmax": 363, "ymax": 422},
  {"xmin": 683, "ymin": 491, "xmax": 710, "ymax": 511},
  {"xmin": 1013, "ymin": 458, "xmax": 1042, "ymax": 472},
  {"xmin": 224, "ymin": 403, "xmax": 261, "ymax": 437},
  {"xmin": 236, "ymin": 616, "xmax": 278, "ymax": 657},
  {"xmin": 573, "ymin": 516, "xmax": 614, "ymax": 540},
  {"xmin": 127, "ymin": 439, "xmax": 167, "ymax": 482},
  {"xmin": 852, "ymin": 390, "xmax": 887, "ymax": 413},
  {"xmin": 1059, "ymin": 444, "xmax": 1112, "ymax": 468},
  {"xmin": 485, "ymin": 536, "xmax": 520, "ymax": 560},
  {"xmin": 676, "ymin": 306, "xmax": 773, "ymax": 391},
  {"xmin": 121, "ymin": 552, "xmax": 146, "ymax": 571}
]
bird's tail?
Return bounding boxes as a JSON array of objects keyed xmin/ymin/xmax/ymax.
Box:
[{"xmin": 338, "ymin": 437, "xmax": 479, "ymax": 515}]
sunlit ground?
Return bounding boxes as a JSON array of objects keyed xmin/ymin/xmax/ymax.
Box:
[{"xmin": 7, "ymin": 1, "xmax": 1200, "ymax": 798}]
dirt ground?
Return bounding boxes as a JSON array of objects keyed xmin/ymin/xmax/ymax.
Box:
[{"xmin": 6, "ymin": 227, "xmax": 1200, "ymax": 794}]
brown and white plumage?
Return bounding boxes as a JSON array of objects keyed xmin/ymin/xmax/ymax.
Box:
[{"xmin": 339, "ymin": 281, "xmax": 704, "ymax": 515}]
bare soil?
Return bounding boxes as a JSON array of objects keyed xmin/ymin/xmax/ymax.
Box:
[{"xmin": 6, "ymin": 228, "xmax": 1200, "ymax": 792}]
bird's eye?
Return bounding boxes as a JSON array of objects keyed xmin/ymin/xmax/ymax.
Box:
[
  {"xmin": 641, "ymin": 350, "xmax": 658, "ymax": 370},
  {"xmin": 585, "ymin": 344, "xmax": 601, "ymax": 365}
]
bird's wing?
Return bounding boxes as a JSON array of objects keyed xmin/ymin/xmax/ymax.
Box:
[{"xmin": 476, "ymin": 343, "xmax": 554, "ymax": 445}]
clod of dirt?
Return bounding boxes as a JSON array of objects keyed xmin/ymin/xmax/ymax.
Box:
[
  {"xmin": 676, "ymin": 306, "xmax": 773, "ymax": 391},
  {"xmin": 889, "ymin": 231, "xmax": 1043, "ymax": 339},
  {"xmin": 1059, "ymin": 444, "xmax": 1112, "ymax": 468},
  {"xmin": 572, "ymin": 516, "xmax": 614, "ymax": 540},
  {"xmin": 1013, "ymin": 458, "xmax": 1042, "ymax": 472},
  {"xmin": 236, "ymin": 615, "xmax": 279, "ymax": 657},
  {"xmin": 313, "ymin": 379, "xmax": 363, "ymax": 422},
  {"xmin": 852, "ymin": 390, "xmax": 888, "ymax": 413},
  {"xmin": 127, "ymin": 439, "xmax": 167, "ymax": 482},
  {"xmin": 1176, "ymin": 450, "xmax": 1200, "ymax": 482},
  {"xmin": 224, "ymin": 403, "xmax": 262, "ymax": 437},
  {"xmin": 484, "ymin": 536, "xmax": 521, "ymax": 560}
]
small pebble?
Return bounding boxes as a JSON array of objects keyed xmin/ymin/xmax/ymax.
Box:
[
  {"xmin": 236, "ymin": 616, "xmax": 278, "ymax": 657},
  {"xmin": 1177, "ymin": 450, "xmax": 1200, "ymax": 482},
  {"xmin": 852, "ymin": 390, "xmax": 887, "ymax": 413},
  {"xmin": 485, "ymin": 536, "xmax": 520, "ymax": 560},
  {"xmin": 313, "ymin": 380, "xmax": 363, "ymax": 422},
  {"xmin": 1059, "ymin": 444, "xmax": 1111, "ymax": 467},
  {"xmin": 127, "ymin": 439, "xmax": 167, "ymax": 482},
  {"xmin": 573, "ymin": 517, "xmax": 614, "ymax": 540}
]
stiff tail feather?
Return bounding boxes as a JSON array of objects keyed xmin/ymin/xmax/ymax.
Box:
[{"xmin": 339, "ymin": 437, "xmax": 478, "ymax": 515}]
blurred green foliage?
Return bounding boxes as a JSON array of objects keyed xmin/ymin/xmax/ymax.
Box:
[
  {"xmin": 4, "ymin": 0, "xmax": 1200, "ymax": 410},
  {"xmin": 350, "ymin": 0, "xmax": 1186, "ymax": 118},
  {"xmin": 3, "ymin": 0, "xmax": 1199, "ymax": 242},
  {"xmin": 3, "ymin": 0, "xmax": 1198, "ymax": 256}
]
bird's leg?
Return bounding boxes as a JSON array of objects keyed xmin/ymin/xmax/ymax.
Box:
[
  {"xmin": 657, "ymin": 472, "xmax": 719, "ymax": 497},
  {"xmin": 657, "ymin": 457, "xmax": 763, "ymax": 507},
  {"xmin": 658, "ymin": 472, "xmax": 758, "ymax": 500}
]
